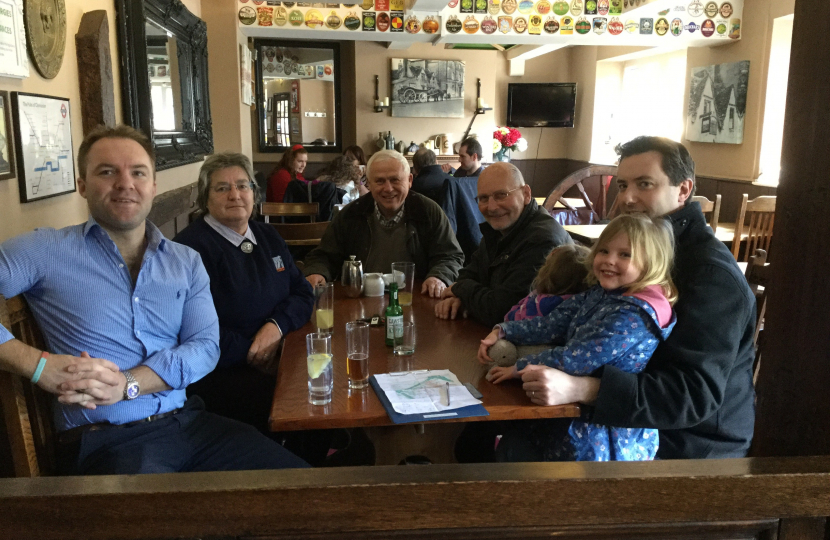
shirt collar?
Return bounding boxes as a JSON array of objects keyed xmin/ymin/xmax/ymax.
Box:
[
  {"xmin": 374, "ymin": 201, "xmax": 406, "ymax": 228},
  {"xmin": 204, "ymin": 213, "xmax": 257, "ymax": 246},
  {"xmin": 83, "ymin": 216, "xmax": 168, "ymax": 252}
]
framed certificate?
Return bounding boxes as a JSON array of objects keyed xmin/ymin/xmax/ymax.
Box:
[
  {"xmin": 0, "ymin": 0, "xmax": 30, "ymax": 78},
  {"xmin": 10, "ymin": 92, "xmax": 76, "ymax": 203}
]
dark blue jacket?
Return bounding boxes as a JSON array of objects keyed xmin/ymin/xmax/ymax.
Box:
[
  {"xmin": 592, "ymin": 202, "xmax": 757, "ymax": 459},
  {"xmin": 174, "ymin": 218, "xmax": 314, "ymax": 368},
  {"xmin": 412, "ymin": 164, "xmax": 453, "ymax": 204}
]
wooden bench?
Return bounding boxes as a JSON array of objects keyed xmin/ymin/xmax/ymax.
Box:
[
  {"xmin": 1, "ymin": 456, "xmax": 829, "ymax": 539},
  {"xmin": 0, "ymin": 294, "xmax": 56, "ymax": 477}
]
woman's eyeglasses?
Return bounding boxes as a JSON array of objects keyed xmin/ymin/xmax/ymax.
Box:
[{"xmin": 212, "ymin": 182, "xmax": 253, "ymax": 194}]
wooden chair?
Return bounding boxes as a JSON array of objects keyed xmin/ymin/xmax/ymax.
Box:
[
  {"xmin": 271, "ymin": 221, "xmax": 330, "ymax": 247},
  {"xmin": 744, "ymin": 249, "xmax": 772, "ymax": 386},
  {"xmin": 691, "ymin": 194, "xmax": 722, "ymax": 233},
  {"xmin": 732, "ymin": 194, "xmax": 776, "ymax": 262},
  {"xmin": 260, "ymin": 202, "xmax": 319, "ymax": 223},
  {"xmin": 543, "ymin": 165, "xmax": 618, "ymax": 223},
  {"xmin": 0, "ymin": 295, "xmax": 56, "ymax": 477}
]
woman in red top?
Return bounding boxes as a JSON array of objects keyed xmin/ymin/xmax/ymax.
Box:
[{"xmin": 267, "ymin": 145, "xmax": 308, "ymax": 202}]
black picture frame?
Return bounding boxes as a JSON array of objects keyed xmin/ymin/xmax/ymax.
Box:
[
  {"xmin": 10, "ymin": 92, "xmax": 76, "ymax": 203},
  {"xmin": 254, "ymin": 39, "xmax": 342, "ymax": 153},
  {"xmin": 115, "ymin": 0, "xmax": 213, "ymax": 171},
  {"xmin": 0, "ymin": 91, "xmax": 15, "ymax": 181}
]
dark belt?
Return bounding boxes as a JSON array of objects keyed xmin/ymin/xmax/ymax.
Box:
[{"xmin": 57, "ymin": 408, "xmax": 182, "ymax": 445}]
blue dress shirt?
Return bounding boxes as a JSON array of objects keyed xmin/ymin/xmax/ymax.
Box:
[{"xmin": 0, "ymin": 218, "xmax": 220, "ymax": 431}]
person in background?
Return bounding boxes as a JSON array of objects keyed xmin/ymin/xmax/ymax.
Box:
[
  {"xmin": 411, "ymin": 147, "xmax": 454, "ymax": 204},
  {"xmin": 343, "ymin": 145, "xmax": 369, "ymax": 195},
  {"xmin": 317, "ymin": 155, "xmax": 363, "ymax": 206},
  {"xmin": 173, "ymin": 152, "xmax": 314, "ymax": 444},
  {"xmin": 303, "ymin": 150, "xmax": 464, "ymax": 297},
  {"xmin": 0, "ymin": 125, "xmax": 308, "ymax": 474},
  {"xmin": 442, "ymin": 137, "xmax": 484, "ymax": 178},
  {"xmin": 267, "ymin": 144, "xmax": 308, "ymax": 203}
]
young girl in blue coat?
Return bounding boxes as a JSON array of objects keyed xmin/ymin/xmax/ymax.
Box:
[{"xmin": 479, "ymin": 213, "xmax": 677, "ymax": 461}]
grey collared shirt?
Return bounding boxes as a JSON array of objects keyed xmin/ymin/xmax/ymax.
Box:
[{"xmin": 204, "ymin": 214, "xmax": 257, "ymax": 247}]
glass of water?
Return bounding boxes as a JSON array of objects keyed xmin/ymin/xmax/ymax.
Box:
[
  {"xmin": 306, "ymin": 332, "xmax": 333, "ymax": 405},
  {"xmin": 393, "ymin": 321, "xmax": 416, "ymax": 356}
]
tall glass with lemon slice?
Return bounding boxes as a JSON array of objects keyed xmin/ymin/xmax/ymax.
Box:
[
  {"xmin": 314, "ymin": 282, "xmax": 335, "ymax": 335},
  {"xmin": 306, "ymin": 332, "xmax": 333, "ymax": 405}
]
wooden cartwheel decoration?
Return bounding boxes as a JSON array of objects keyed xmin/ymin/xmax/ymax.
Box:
[{"xmin": 24, "ymin": 0, "xmax": 66, "ymax": 79}]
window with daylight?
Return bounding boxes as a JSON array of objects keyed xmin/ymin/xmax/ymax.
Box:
[
  {"xmin": 758, "ymin": 15, "xmax": 794, "ymax": 185},
  {"xmin": 591, "ymin": 49, "xmax": 687, "ymax": 165}
]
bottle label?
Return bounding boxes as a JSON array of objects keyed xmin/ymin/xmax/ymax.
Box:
[{"xmin": 386, "ymin": 316, "xmax": 403, "ymax": 340}]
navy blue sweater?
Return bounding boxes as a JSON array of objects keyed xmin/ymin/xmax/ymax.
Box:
[{"xmin": 174, "ymin": 218, "xmax": 314, "ymax": 368}]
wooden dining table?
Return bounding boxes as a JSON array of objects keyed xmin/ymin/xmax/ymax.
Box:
[
  {"xmin": 564, "ymin": 222, "xmax": 744, "ymax": 246},
  {"xmin": 269, "ymin": 283, "xmax": 581, "ymax": 433}
]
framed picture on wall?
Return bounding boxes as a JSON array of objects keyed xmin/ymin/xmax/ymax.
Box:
[
  {"xmin": 10, "ymin": 92, "xmax": 76, "ymax": 203},
  {"xmin": 0, "ymin": 91, "xmax": 16, "ymax": 181}
]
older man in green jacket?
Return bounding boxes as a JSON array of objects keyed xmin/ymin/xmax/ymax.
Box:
[{"xmin": 303, "ymin": 150, "xmax": 464, "ymax": 297}]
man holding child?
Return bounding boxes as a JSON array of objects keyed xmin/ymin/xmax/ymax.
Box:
[{"xmin": 507, "ymin": 136, "xmax": 756, "ymax": 460}]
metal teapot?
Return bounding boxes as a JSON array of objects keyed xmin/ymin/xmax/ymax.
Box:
[{"xmin": 341, "ymin": 255, "xmax": 364, "ymax": 298}]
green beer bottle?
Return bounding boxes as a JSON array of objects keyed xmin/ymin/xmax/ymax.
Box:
[{"xmin": 385, "ymin": 282, "xmax": 404, "ymax": 347}]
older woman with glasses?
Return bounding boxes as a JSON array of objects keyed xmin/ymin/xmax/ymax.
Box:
[{"xmin": 173, "ymin": 152, "xmax": 314, "ymax": 439}]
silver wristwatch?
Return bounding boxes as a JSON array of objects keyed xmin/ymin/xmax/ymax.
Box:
[{"xmin": 123, "ymin": 370, "xmax": 140, "ymax": 400}]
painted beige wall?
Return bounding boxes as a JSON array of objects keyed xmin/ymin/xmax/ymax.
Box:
[
  {"xmin": 353, "ymin": 42, "xmax": 507, "ymax": 161},
  {"xmin": 202, "ymin": 0, "xmax": 252, "ymax": 157},
  {"xmin": 0, "ymin": 0, "xmax": 203, "ymax": 242},
  {"xmin": 299, "ymin": 79, "xmax": 335, "ymax": 143},
  {"xmin": 684, "ymin": 0, "xmax": 795, "ymax": 180}
]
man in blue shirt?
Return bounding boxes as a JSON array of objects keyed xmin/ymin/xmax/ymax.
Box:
[{"xmin": 0, "ymin": 125, "xmax": 307, "ymax": 474}]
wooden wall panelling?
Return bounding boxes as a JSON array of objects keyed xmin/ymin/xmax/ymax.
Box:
[
  {"xmin": 146, "ymin": 183, "xmax": 198, "ymax": 238},
  {"xmin": 752, "ymin": 0, "xmax": 830, "ymax": 457}
]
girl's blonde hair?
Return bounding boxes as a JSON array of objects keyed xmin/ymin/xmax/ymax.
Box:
[
  {"xmin": 533, "ymin": 244, "xmax": 592, "ymax": 296},
  {"xmin": 586, "ymin": 214, "xmax": 678, "ymax": 304}
]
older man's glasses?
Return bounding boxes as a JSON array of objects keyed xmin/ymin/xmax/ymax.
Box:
[
  {"xmin": 212, "ymin": 182, "xmax": 253, "ymax": 194},
  {"xmin": 475, "ymin": 186, "xmax": 522, "ymax": 205}
]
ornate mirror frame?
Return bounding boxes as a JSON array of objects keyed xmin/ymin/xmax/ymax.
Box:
[
  {"xmin": 115, "ymin": 0, "xmax": 213, "ymax": 171},
  {"xmin": 253, "ymin": 39, "xmax": 342, "ymax": 154}
]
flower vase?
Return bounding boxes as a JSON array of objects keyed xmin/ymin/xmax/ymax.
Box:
[{"xmin": 494, "ymin": 149, "xmax": 511, "ymax": 162}]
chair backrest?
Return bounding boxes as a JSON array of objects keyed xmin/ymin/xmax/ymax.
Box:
[
  {"xmin": 732, "ymin": 194, "xmax": 776, "ymax": 262},
  {"xmin": 543, "ymin": 165, "xmax": 618, "ymax": 223},
  {"xmin": 691, "ymin": 194, "xmax": 722, "ymax": 233},
  {"xmin": 271, "ymin": 221, "xmax": 330, "ymax": 246},
  {"xmin": 261, "ymin": 202, "xmax": 319, "ymax": 223},
  {"xmin": 0, "ymin": 295, "xmax": 56, "ymax": 477},
  {"xmin": 744, "ymin": 249, "xmax": 771, "ymax": 386}
]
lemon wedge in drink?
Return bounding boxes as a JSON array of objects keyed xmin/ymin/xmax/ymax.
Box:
[{"xmin": 307, "ymin": 353, "xmax": 332, "ymax": 379}]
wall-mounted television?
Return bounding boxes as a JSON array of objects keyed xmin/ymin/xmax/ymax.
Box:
[{"xmin": 506, "ymin": 83, "xmax": 577, "ymax": 128}]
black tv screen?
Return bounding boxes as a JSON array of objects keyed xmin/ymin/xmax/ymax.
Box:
[{"xmin": 507, "ymin": 83, "xmax": 577, "ymax": 128}]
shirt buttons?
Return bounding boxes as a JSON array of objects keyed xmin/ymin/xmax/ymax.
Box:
[
  {"xmin": 119, "ymin": 264, "xmax": 124, "ymax": 268},
  {"xmin": 136, "ymin": 330, "xmax": 141, "ymax": 336},
  {"xmin": 134, "ymin": 297, "xmax": 140, "ymax": 303}
]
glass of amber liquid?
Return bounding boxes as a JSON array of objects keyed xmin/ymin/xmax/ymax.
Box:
[
  {"xmin": 346, "ymin": 320, "xmax": 370, "ymax": 389},
  {"xmin": 314, "ymin": 282, "xmax": 334, "ymax": 335}
]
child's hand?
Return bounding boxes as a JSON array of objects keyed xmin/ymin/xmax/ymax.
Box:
[
  {"xmin": 486, "ymin": 364, "xmax": 518, "ymax": 384},
  {"xmin": 477, "ymin": 329, "xmax": 501, "ymax": 365}
]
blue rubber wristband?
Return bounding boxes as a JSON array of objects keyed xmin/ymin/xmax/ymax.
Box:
[{"xmin": 31, "ymin": 353, "xmax": 48, "ymax": 384}]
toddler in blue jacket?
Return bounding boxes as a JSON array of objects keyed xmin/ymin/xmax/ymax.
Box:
[{"xmin": 480, "ymin": 213, "xmax": 677, "ymax": 461}]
